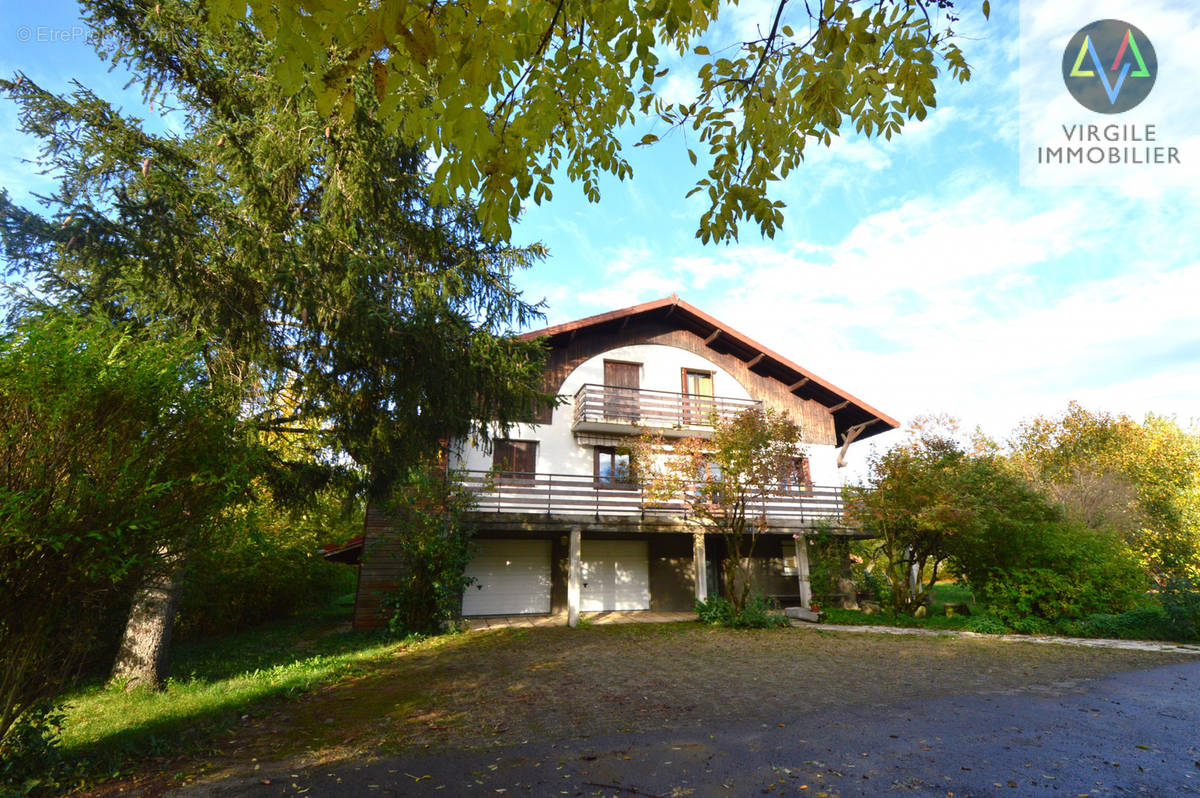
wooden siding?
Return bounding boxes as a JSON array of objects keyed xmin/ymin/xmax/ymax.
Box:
[{"xmin": 539, "ymin": 317, "xmax": 839, "ymax": 445}]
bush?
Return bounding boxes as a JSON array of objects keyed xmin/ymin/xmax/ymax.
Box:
[
  {"xmin": 695, "ymin": 594, "xmax": 789, "ymax": 629},
  {"xmin": 380, "ymin": 466, "xmax": 477, "ymax": 637},
  {"xmin": 1159, "ymin": 577, "xmax": 1200, "ymax": 640},
  {"xmin": 1058, "ymin": 606, "xmax": 1177, "ymax": 641},
  {"xmin": 962, "ymin": 614, "xmax": 1006, "ymax": 634},
  {"xmin": 0, "ymin": 314, "xmax": 252, "ymax": 745},
  {"xmin": 175, "ymin": 493, "xmax": 359, "ymax": 640},
  {"xmin": 0, "ymin": 701, "xmax": 65, "ymax": 795},
  {"xmin": 970, "ymin": 520, "xmax": 1147, "ymax": 626}
]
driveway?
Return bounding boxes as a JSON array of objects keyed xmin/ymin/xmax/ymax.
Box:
[{"xmin": 177, "ymin": 657, "xmax": 1200, "ymax": 797}]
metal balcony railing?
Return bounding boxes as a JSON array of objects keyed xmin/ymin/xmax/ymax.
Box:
[
  {"xmin": 458, "ymin": 470, "xmax": 849, "ymax": 525},
  {"xmin": 572, "ymin": 383, "xmax": 762, "ymax": 432}
]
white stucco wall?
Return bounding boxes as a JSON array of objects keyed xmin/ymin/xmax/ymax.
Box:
[{"xmin": 449, "ymin": 342, "xmax": 849, "ymax": 484}]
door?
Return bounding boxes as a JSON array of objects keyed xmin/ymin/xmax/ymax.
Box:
[
  {"xmin": 462, "ymin": 539, "xmax": 553, "ymax": 615},
  {"xmin": 681, "ymin": 368, "xmax": 715, "ymax": 426},
  {"xmin": 580, "ymin": 539, "xmax": 650, "ymax": 611},
  {"xmin": 603, "ymin": 360, "xmax": 641, "ymax": 422}
]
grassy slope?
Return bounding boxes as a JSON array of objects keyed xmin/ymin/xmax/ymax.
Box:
[{"xmin": 59, "ymin": 609, "xmax": 399, "ymax": 768}]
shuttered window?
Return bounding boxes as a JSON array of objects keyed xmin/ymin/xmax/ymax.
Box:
[{"xmin": 493, "ymin": 440, "xmax": 537, "ymax": 478}]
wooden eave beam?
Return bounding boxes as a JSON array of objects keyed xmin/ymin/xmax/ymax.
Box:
[
  {"xmin": 788, "ymin": 377, "xmax": 810, "ymax": 391},
  {"xmin": 704, "ymin": 329, "xmax": 722, "ymax": 345},
  {"xmin": 828, "ymin": 400, "xmax": 850, "ymax": 413},
  {"xmin": 746, "ymin": 352, "xmax": 765, "ymax": 368}
]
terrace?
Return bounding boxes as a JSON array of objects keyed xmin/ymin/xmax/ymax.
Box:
[
  {"xmin": 571, "ymin": 383, "xmax": 762, "ymax": 438},
  {"xmin": 457, "ymin": 470, "xmax": 863, "ymax": 535}
]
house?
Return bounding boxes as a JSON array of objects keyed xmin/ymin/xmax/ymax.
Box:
[{"xmin": 328, "ymin": 295, "xmax": 897, "ymax": 630}]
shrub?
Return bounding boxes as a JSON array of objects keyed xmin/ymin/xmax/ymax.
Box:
[
  {"xmin": 962, "ymin": 614, "xmax": 1006, "ymax": 635},
  {"xmin": 695, "ymin": 594, "xmax": 789, "ymax": 629},
  {"xmin": 0, "ymin": 701, "xmax": 65, "ymax": 795},
  {"xmin": 1059, "ymin": 606, "xmax": 1177, "ymax": 641},
  {"xmin": 0, "ymin": 315, "xmax": 252, "ymax": 744},
  {"xmin": 380, "ymin": 466, "xmax": 477, "ymax": 637},
  {"xmin": 1159, "ymin": 577, "xmax": 1200, "ymax": 640},
  {"xmin": 968, "ymin": 519, "xmax": 1147, "ymax": 626},
  {"xmin": 175, "ymin": 493, "xmax": 359, "ymax": 640}
]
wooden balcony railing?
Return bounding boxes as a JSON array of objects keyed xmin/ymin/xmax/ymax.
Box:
[
  {"xmin": 572, "ymin": 383, "xmax": 761, "ymax": 433},
  {"xmin": 458, "ymin": 470, "xmax": 850, "ymax": 526}
]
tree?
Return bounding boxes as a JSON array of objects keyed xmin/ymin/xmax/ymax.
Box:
[
  {"xmin": 2, "ymin": 0, "xmax": 552, "ymax": 502},
  {"xmin": 208, "ymin": 0, "xmax": 987, "ymax": 242},
  {"xmin": 850, "ymin": 414, "xmax": 1149, "ymax": 622},
  {"xmin": 847, "ymin": 423, "xmax": 976, "ymax": 614},
  {"xmin": 0, "ymin": 313, "xmax": 251, "ymax": 744},
  {"xmin": 629, "ymin": 407, "xmax": 805, "ymax": 612},
  {"xmin": 1009, "ymin": 403, "xmax": 1200, "ymax": 584},
  {"xmin": 1, "ymin": 0, "xmax": 554, "ymax": 689}
]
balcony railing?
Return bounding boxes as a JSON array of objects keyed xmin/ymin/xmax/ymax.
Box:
[
  {"xmin": 458, "ymin": 470, "xmax": 850, "ymax": 526},
  {"xmin": 572, "ymin": 383, "xmax": 761, "ymax": 435}
]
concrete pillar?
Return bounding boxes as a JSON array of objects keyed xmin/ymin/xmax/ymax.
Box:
[
  {"xmin": 795, "ymin": 534, "xmax": 812, "ymax": 609},
  {"xmin": 567, "ymin": 525, "xmax": 582, "ymax": 628},
  {"xmin": 693, "ymin": 532, "xmax": 708, "ymax": 601}
]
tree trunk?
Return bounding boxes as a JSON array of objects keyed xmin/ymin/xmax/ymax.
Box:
[
  {"xmin": 836, "ymin": 546, "xmax": 858, "ymax": 610},
  {"xmin": 111, "ymin": 551, "xmax": 185, "ymax": 691}
]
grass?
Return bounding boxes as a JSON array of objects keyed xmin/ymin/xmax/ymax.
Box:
[{"xmin": 57, "ymin": 608, "xmax": 399, "ymax": 770}]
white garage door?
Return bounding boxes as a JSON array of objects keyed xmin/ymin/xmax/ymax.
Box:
[
  {"xmin": 462, "ymin": 539, "xmax": 552, "ymax": 616},
  {"xmin": 581, "ymin": 539, "xmax": 650, "ymax": 611}
]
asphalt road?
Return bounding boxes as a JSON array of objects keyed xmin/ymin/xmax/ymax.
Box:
[{"xmin": 181, "ymin": 659, "xmax": 1200, "ymax": 797}]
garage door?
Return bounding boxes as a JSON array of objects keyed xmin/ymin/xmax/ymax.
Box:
[
  {"xmin": 581, "ymin": 539, "xmax": 650, "ymax": 611},
  {"xmin": 462, "ymin": 539, "xmax": 552, "ymax": 616}
]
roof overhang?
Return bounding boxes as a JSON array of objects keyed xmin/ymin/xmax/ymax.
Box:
[
  {"xmin": 521, "ymin": 295, "xmax": 898, "ymax": 443},
  {"xmin": 321, "ymin": 536, "xmax": 364, "ymax": 565}
]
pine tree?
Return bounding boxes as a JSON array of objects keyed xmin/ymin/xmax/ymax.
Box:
[{"xmin": 1, "ymin": 1, "xmax": 551, "ymax": 688}]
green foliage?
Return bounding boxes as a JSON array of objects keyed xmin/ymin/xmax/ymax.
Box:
[
  {"xmin": 0, "ymin": 701, "xmax": 66, "ymax": 796},
  {"xmin": 0, "ymin": 313, "xmax": 252, "ymax": 748},
  {"xmin": 631, "ymin": 408, "xmax": 805, "ymax": 611},
  {"xmin": 380, "ymin": 466, "xmax": 479, "ymax": 637},
  {"xmin": 1009, "ymin": 403, "xmax": 1200, "ymax": 584},
  {"xmin": 695, "ymin": 594, "xmax": 788, "ymax": 629},
  {"xmin": 1, "ymin": 0, "xmax": 553, "ymax": 501},
  {"xmin": 976, "ymin": 529, "xmax": 1148, "ymax": 626},
  {"xmin": 962, "ymin": 614, "xmax": 1006, "ymax": 635},
  {"xmin": 1159, "ymin": 577, "xmax": 1200, "ymax": 640},
  {"xmin": 207, "ymin": 0, "xmax": 983, "ymax": 242},
  {"xmin": 175, "ymin": 493, "xmax": 359, "ymax": 640},
  {"xmin": 851, "ymin": 416, "xmax": 1150, "ymax": 627},
  {"xmin": 848, "ymin": 419, "xmax": 1002, "ymax": 614},
  {"xmin": 1058, "ymin": 606, "xmax": 1180, "ymax": 641}
]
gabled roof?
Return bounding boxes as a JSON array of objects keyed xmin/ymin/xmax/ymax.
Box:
[{"xmin": 521, "ymin": 295, "xmax": 898, "ymax": 442}]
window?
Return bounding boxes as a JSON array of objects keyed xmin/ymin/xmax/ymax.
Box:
[
  {"xmin": 594, "ymin": 446, "xmax": 632, "ymax": 487},
  {"xmin": 681, "ymin": 368, "xmax": 716, "ymax": 425},
  {"xmin": 682, "ymin": 368, "xmax": 714, "ymax": 397},
  {"xmin": 493, "ymin": 439, "xmax": 536, "ymax": 480},
  {"xmin": 781, "ymin": 456, "xmax": 813, "ymax": 493},
  {"xmin": 781, "ymin": 540, "xmax": 799, "ymax": 576}
]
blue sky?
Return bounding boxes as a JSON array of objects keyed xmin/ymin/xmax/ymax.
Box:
[{"xmin": 2, "ymin": 2, "xmax": 1198, "ymax": 472}]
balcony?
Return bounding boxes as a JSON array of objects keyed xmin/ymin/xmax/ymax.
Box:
[
  {"xmin": 572, "ymin": 384, "xmax": 762, "ymax": 438},
  {"xmin": 458, "ymin": 470, "xmax": 855, "ymax": 533}
]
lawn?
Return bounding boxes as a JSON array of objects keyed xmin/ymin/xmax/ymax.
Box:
[{"xmin": 53, "ymin": 609, "xmax": 1198, "ymax": 795}]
